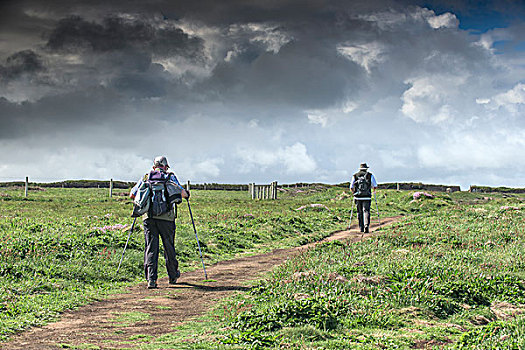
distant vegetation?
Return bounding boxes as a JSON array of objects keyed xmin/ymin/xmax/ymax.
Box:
[
  {"xmin": 0, "ymin": 180, "xmax": 133, "ymax": 189},
  {"xmin": 469, "ymin": 185, "xmax": 525, "ymax": 194},
  {"xmin": 1, "ymin": 179, "xmax": 523, "ymax": 194}
]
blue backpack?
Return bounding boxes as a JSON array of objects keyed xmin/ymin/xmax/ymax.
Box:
[{"xmin": 148, "ymin": 170, "xmax": 183, "ymax": 216}]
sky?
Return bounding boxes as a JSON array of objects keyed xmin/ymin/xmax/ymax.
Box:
[{"xmin": 0, "ymin": 0, "xmax": 524, "ymax": 190}]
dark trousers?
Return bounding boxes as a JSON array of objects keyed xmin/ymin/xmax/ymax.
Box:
[
  {"xmin": 356, "ymin": 200, "xmax": 371, "ymax": 232},
  {"xmin": 143, "ymin": 218, "xmax": 179, "ymax": 282}
]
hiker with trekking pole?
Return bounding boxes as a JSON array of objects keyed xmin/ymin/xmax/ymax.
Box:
[
  {"xmin": 349, "ymin": 163, "xmax": 379, "ymax": 233},
  {"xmin": 127, "ymin": 156, "xmax": 190, "ymax": 289}
]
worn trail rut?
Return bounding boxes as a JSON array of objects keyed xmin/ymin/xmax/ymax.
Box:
[{"xmin": 4, "ymin": 217, "xmax": 399, "ymax": 349}]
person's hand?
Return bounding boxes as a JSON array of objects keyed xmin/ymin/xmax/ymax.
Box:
[{"xmin": 182, "ymin": 189, "xmax": 190, "ymax": 199}]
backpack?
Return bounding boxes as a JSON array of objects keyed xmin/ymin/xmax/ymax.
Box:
[
  {"xmin": 354, "ymin": 172, "xmax": 372, "ymax": 198},
  {"xmin": 131, "ymin": 181, "xmax": 151, "ymax": 217},
  {"xmin": 131, "ymin": 170, "xmax": 183, "ymax": 218},
  {"xmin": 148, "ymin": 170, "xmax": 183, "ymax": 216}
]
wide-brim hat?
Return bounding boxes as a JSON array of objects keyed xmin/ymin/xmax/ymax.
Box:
[
  {"xmin": 359, "ymin": 163, "xmax": 369, "ymax": 170},
  {"xmin": 154, "ymin": 156, "xmax": 170, "ymax": 168}
]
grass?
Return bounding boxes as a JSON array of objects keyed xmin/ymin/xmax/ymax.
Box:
[
  {"xmin": 0, "ymin": 184, "xmax": 383, "ymax": 341},
  {"xmin": 206, "ymin": 191, "xmax": 525, "ymax": 349},
  {"xmin": 1, "ymin": 185, "xmax": 523, "ymax": 349},
  {"xmin": 110, "ymin": 311, "xmax": 151, "ymax": 327}
]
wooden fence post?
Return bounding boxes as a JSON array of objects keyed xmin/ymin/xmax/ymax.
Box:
[
  {"xmin": 109, "ymin": 179, "xmax": 113, "ymax": 197},
  {"xmin": 187, "ymin": 180, "xmax": 191, "ymax": 191},
  {"xmin": 272, "ymin": 181, "xmax": 278, "ymax": 199},
  {"xmin": 25, "ymin": 177, "xmax": 28, "ymax": 198},
  {"xmin": 396, "ymin": 183, "xmax": 400, "ymax": 191}
]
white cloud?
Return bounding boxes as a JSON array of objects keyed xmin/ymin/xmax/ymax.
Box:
[
  {"xmin": 342, "ymin": 100, "xmax": 358, "ymax": 114},
  {"xmin": 0, "ymin": 144, "xmax": 151, "ymax": 182},
  {"xmin": 154, "ymin": 56, "xmax": 213, "ymax": 81},
  {"xmin": 379, "ymin": 149, "xmax": 412, "ymax": 168},
  {"xmin": 485, "ymin": 83, "xmax": 525, "ymax": 115},
  {"xmin": 247, "ymin": 24, "xmax": 292, "ymax": 54},
  {"xmin": 425, "ymin": 12, "xmax": 458, "ymax": 29},
  {"xmin": 224, "ymin": 44, "xmax": 241, "ymax": 62},
  {"xmin": 281, "ymin": 143, "xmax": 317, "ymax": 174},
  {"xmin": 307, "ymin": 112, "xmax": 328, "ymax": 127},
  {"xmin": 400, "ymin": 75, "xmax": 466, "ymax": 123},
  {"xmin": 357, "ymin": 9, "xmax": 408, "ymax": 30},
  {"xmin": 236, "ymin": 142, "xmax": 316, "ymax": 175},
  {"xmin": 476, "ymin": 28, "xmax": 513, "ymax": 51},
  {"xmin": 417, "ymin": 129, "xmax": 525, "ymax": 170},
  {"xmin": 228, "ymin": 22, "xmax": 292, "ymax": 54},
  {"xmin": 192, "ymin": 158, "xmax": 224, "ymax": 178},
  {"xmin": 358, "ymin": 7, "xmax": 457, "ymax": 31},
  {"xmin": 337, "ymin": 41, "xmax": 386, "ymax": 73}
]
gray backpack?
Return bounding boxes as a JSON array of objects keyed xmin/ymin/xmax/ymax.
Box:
[
  {"xmin": 131, "ymin": 182, "xmax": 151, "ymax": 217},
  {"xmin": 354, "ymin": 172, "xmax": 372, "ymax": 198},
  {"xmin": 131, "ymin": 170, "xmax": 182, "ymax": 217}
]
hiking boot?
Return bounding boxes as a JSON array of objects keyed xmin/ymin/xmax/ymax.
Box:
[
  {"xmin": 364, "ymin": 226, "xmax": 369, "ymax": 233},
  {"xmin": 147, "ymin": 280, "xmax": 157, "ymax": 289},
  {"xmin": 169, "ymin": 270, "xmax": 181, "ymax": 285}
]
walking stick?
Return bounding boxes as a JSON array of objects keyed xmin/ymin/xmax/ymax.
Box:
[
  {"xmin": 348, "ymin": 196, "xmax": 355, "ymax": 230},
  {"xmin": 373, "ymin": 191, "xmax": 381, "ymax": 225},
  {"xmin": 116, "ymin": 217, "xmax": 137, "ymax": 275},
  {"xmin": 187, "ymin": 199, "xmax": 208, "ymax": 279}
]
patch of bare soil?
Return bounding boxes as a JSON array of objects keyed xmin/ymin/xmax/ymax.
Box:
[{"xmin": 3, "ymin": 217, "xmax": 400, "ymax": 349}]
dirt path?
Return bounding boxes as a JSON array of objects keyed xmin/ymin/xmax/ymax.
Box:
[{"xmin": 4, "ymin": 217, "xmax": 400, "ymax": 349}]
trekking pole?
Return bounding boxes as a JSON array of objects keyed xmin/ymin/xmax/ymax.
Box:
[
  {"xmin": 116, "ymin": 217, "xmax": 137, "ymax": 276},
  {"xmin": 373, "ymin": 191, "xmax": 381, "ymax": 225},
  {"xmin": 348, "ymin": 196, "xmax": 355, "ymax": 230},
  {"xmin": 187, "ymin": 199, "xmax": 208, "ymax": 279}
]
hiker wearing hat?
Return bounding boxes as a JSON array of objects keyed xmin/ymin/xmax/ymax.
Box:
[
  {"xmin": 130, "ymin": 156, "xmax": 189, "ymax": 289},
  {"xmin": 350, "ymin": 163, "xmax": 378, "ymax": 233}
]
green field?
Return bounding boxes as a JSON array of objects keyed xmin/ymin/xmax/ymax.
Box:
[{"xmin": 1, "ymin": 185, "xmax": 524, "ymax": 348}]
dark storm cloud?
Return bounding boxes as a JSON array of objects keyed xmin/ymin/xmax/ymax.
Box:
[
  {"xmin": 0, "ymin": 87, "xmax": 127, "ymax": 138},
  {"xmin": 156, "ymin": 0, "xmax": 399, "ymax": 25},
  {"xmin": 0, "ymin": 0, "xmax": 508, "ymax": 109},
  {"xmin": 35, "ymin": 14, "xmax": 205, "ymax": 99},
  {"xmin": 0, "ymin": 49, "xmax": 44, "ymax": 80},
  {"xmin": 112, "ymin": 69, "xmax": 167, "ymax": 98},
  {"xmin": 46, "ymin": 15, "xmax": 204, "ymax": 59},
  {"xmin": 201, "ymin": 40, "xmax": 363, "ymax": 109}
]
